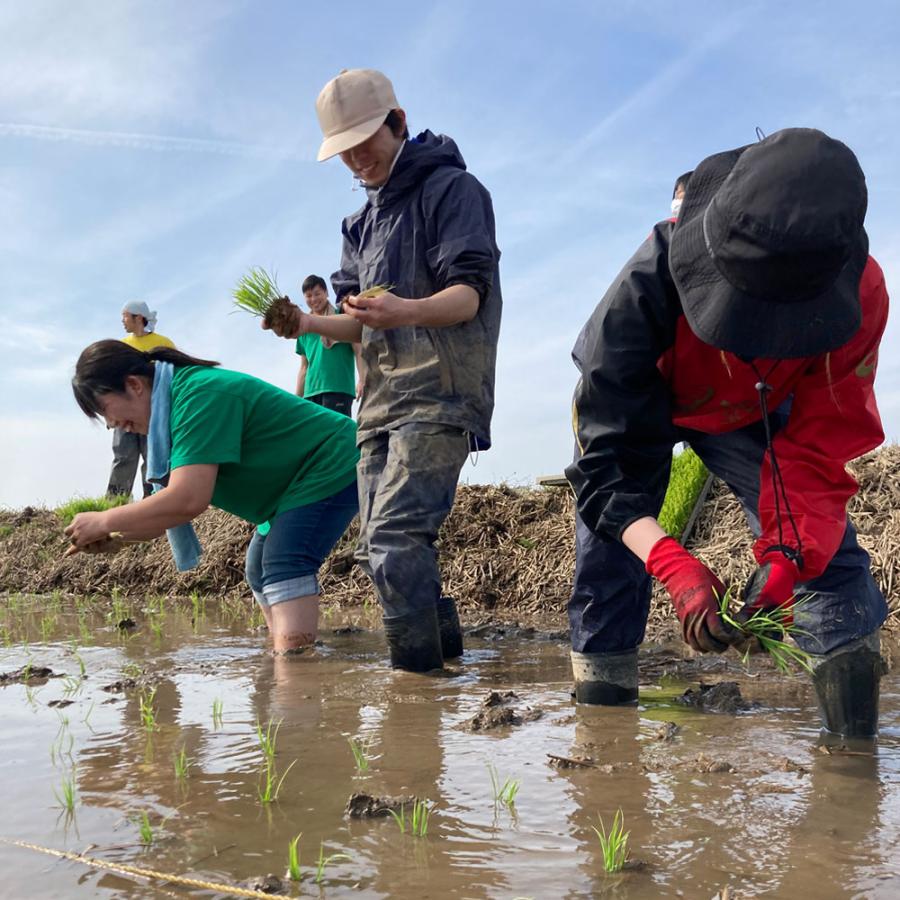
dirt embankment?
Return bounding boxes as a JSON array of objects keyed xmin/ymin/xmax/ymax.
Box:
[{"xmin": 2, "ymin": 448, "xmax": 899, "ymax": 638}]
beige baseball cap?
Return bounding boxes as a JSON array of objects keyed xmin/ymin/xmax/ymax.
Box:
[{"xmin": 315, "ymin": 68, "xmax": 399, "ymax": 162}]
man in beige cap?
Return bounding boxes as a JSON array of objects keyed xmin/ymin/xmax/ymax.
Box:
[{"xmin": 264, "ymin": 68, "xmax": 502, "ymax": 672}]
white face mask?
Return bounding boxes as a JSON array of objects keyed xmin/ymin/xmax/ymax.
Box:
[{"xmin": 671, "ymin": 198, "xmax": 683, "ymax": 217}]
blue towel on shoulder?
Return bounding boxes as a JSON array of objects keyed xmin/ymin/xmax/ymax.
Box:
[{"xmin": 146, "ymin": 362, "xmax": 203, "ymax": 572}]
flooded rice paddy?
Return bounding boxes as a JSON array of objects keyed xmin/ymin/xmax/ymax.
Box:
[{"xmin": 1, "ymin": 593, "xmax": 899, "ymax": 899}]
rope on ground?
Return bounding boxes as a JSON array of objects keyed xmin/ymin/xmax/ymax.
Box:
[{"xmin": 0, "ymin": 837, "xmax": 277, "ymax": 898}]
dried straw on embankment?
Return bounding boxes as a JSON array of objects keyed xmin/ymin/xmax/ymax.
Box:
[{"xmin": 2, "ymin": 447, "xmax": 899, "ymax": 638}]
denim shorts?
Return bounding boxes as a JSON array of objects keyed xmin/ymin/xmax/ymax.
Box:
[{"xmin": 245, "ymin": 480, "xmax": 358, "ymax": 606}]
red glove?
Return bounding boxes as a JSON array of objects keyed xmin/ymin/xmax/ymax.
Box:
[
  {"xmin": 646, "ymin": 536, "xmax": 735, "ymax": 653},
  {"xmin": 739, "ymin": 553, "xmax": 800, "ymax": 626}
]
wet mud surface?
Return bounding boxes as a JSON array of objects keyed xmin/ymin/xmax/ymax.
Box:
[{"xmin": 0, "ymin": 594, "xmax": 899, "ymax": 898}]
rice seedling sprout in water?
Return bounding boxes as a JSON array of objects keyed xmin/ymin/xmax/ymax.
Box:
[
  {"xmin": 716, "ymin": 586, "xmax": 815, "ymax": 674},
  {"xmin": 136, "ymin": 811, "xmax": 154, "ymax": 846},
  {"xmin": 488, "ymin": 763, "xmax": 520, "ymax": 808},
  {"xmin": 258, "ymin": 758, "xmax": 297, "ymax": 805},
  {"xmin": 139, "ymin": 687, "xmax": 158, "ymax": 732},
  {"xmin": 54, "ymin": 773, "xmax": 77, "ymax": 813},
  {"xmin": 212, "ymin": 698, "xmax": 224, "ymax": 729},
  {"xmin": 256, "ymin": 718, "xmax": 282, "ymax": 763},
  {"xmin": 174, "ymin": 746, "xmax": 191, "ymax": 780},
  {"xmin": 388, "ymin": 799, "xmax": 431, "ymax": 838},
  {"xmin": 348, "ymin": 736, "xmax": 371, "ymax": 772},
  {"xmin": 315, "ymin": 843, "xmax": 352, "ymax": 883},
  {"xmin": 592, "ymin": 809, "xmax": 630, "ymax": 873},
  {"xmin": 286, "ymin": 833, "xmax": 302, "ymax": 881}
]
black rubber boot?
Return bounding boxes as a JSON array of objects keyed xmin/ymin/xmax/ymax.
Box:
[
  {"xmin": 811, "ymin": 632, "xmax": 885, "ymax": 739},
  {"xmin": 437, "ymin": 595, "xmax": 464, "ymax": 659},
  {"xmin": 383, "ymin": 609, "xmax": 444, "ymax": 673},
  {"xmin": 570, "ymin": 648, "xmax": 639, "ymax": 706}
]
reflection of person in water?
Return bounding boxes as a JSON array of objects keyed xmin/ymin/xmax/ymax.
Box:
[
  {"xmin": 65, "ymin": 340, "xmax": 359, "ymax": 653},
  {"xmin": 567, "ymin": 129, "xmax": 888, "ymax": 740}
]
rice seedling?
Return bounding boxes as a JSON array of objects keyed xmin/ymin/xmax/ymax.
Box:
[
  {"xmin": 71, "ymin": 647, "xmax": 86, "ymax": 678},
  {"xmin": 257, "ymin": 758, "xmax": 297, "ymax": 805},
  {"xmin": 347, "ymin": 736, "xmax": 371, "ymax": 772},
  {"xmin": 139, "ymin": 687, "xmax": 158, "ymax": 732},
  {"xmin": 212, "ymin": 698, "xmax": 224, "ymax": 729},
  {"xmin": 592, "ymin": 809, "xmax": 630, "ymax": 873},
  {"xmin": 488, "ymin": 764, "xmax": 520, "ymax": 808},
  {"xmin": 190, "ymin": 591, "xmax": 205, "ymax": 628},
  {"xmin": 388, "ymin": 799, "xmax": 431, "ymax": 838},
  {"xmin": 256, "ymin": 718, "xmax": 282, "ymax": 763},
  {"xmin": 315, "ymin": 842, "xmax": 352, "ymax": 884},
  {"xmin": 56, "ymin": 493, "xmax": 130, "ymax": 526},
  {"xmin": 231, "ymin": 266, "xmax": 297, "ymax": 331},
  {"xmin": 54, "ymin": 772, "xmax": 77, "ymax": 814},
  {"xmin": 286, "ymin": 832, "xmax": 302, "ymax": 881},
  {"xmin": 716, "ymin": 587, "xmax": 815, "ymax": 674},
  {"xmin": 136, "ymin": 811, "xmax": 154, "ymax": 846},
  {"xmin": 174, "ymin": 746, "xmax": 192, "ymax": 780}
]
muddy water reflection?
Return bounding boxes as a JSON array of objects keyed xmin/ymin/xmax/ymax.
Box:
[{"xmin": 0, "ymin": 599, "xmax": 898, "ymax": 898}]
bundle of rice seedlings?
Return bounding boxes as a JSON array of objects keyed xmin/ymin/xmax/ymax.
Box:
[
  {"xmin": 717, "ymin": 587, "xmax": 814, "ymax": 674},
  {"xmin": 232, "ymin": 267, "xmax": 295, "ymax": 331}
]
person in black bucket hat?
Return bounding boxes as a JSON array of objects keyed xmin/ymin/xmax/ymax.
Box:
[{"xmin": 566, "ymin": 127, "xmax": 889, "ymax": 740}]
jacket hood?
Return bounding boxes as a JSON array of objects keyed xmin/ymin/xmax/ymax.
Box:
[{"xmin": 367, "ymin": 130, "xmax": 466, "ymax": 207}]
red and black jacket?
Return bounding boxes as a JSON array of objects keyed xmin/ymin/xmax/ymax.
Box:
[{"xmin": 566, "ymin": 222, "xmax": 888, "ymax": 581}]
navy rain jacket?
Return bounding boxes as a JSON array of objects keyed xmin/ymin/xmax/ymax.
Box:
[{"xmin": 331, "ymin": 130, "xmax": 502, "ymax": 449}]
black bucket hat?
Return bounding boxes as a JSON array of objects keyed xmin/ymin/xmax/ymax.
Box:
[{"xmin": 669, "ymin": 127, "xmax": 869, "ymax": 359}]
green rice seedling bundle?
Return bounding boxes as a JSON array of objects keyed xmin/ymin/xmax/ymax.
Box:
[
  {"xmin": 658, "ymin": 448, "xmax": 708, "ymax": 539},
  {"xmin": 717, "ymin": 587, "xmax": 814, "ymax": 674},
  {"xmin": 286, "ymin": 833, "xmax": 302, "ymax": 881},
  {"xmin": 232, "ymin": 267, "xmax": 294, "ymax": 331}
]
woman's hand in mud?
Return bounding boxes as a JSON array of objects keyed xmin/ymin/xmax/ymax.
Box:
[
  {"xmin": 65, "ymin": 510, "xmax": 112, "ymax": 550},
  {"xmin": 343, "ymin": 291, "xmax": 409, "ymax": 329},
  {"xmin": 261, "ymin": 301, "xmax": 307, "ymax": 339}
]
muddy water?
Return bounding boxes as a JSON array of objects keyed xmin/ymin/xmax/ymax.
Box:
[{"xmin": 0, "ymin": 596, "xmax": 899, "ymax": 899}]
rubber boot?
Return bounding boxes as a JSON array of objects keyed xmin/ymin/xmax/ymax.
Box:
[
  {"xmin": 811, "ymin": 632, "xmax": 885, "ymax": 739},
  {"xmin": 383, "ymin": 609, "xmax": 444, "ymax": 673},
  {"xmin": 437, "ymin": 595, "xmax": 464, "ymax": 659},
  {"xmin": 570, "ymin": 648, "xmax": 639, "ymax": 706}
]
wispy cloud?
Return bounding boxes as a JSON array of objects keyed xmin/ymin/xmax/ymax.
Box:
[{"xmin": 0, "ymin": 122, "xmax": 307, "ymax": 161}]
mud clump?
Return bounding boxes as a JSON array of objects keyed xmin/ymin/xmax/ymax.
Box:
[
  {"xmin": 464, "ymin": 690, "xmax": 542, "ymax": 732},
  {"xmin": 0, "ymin": 665, "xmax": 55, "ymax": 686},
  {"xmin": 262, "ymin": 296, "xmax": 296, "ymax": 332},
  {"xmin": 652, "ymin": 721, "xmax": 681, "ymax": 742},
  {"xmin": 676, "ymin": 681, "xmax": 753, "ymax": 714},
  {"xmin": 692, "ymin": 753, "xmax": 735, "ymax": 774},
  {"xmin": 346, "ymin": 792, "xmax": 418, "ymax": 819},
  {"xmin": 245, "ymin": 873, "xmax": 283, "ymax": 894}
]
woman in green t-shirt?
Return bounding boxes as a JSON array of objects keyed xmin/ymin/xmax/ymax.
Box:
[{"xmin": 65, "ymin": 340, "xmax": 359, "ymax": 653}]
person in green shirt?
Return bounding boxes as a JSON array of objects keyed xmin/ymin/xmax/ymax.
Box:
[
  {"xmin": 295, "ymin": 274, "xmax": 361, "ymax": 417},
  {"xmin": 65, "ymin": 340, "xmax": 359, "ymax": 653}
]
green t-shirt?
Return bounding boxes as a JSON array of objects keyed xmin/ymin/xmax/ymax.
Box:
[
  {"xmin": 295, "ymin": 333, "xmax": 356, "ymax": 398},
  {"xmin": 169, "ymin": 366, "xmax": 358, "ymax": 524}
]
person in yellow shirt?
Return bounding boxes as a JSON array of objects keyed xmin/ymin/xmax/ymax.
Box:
[{"xmin": 107, "ymin": 301, "xmax": 176, "ymax": 497}]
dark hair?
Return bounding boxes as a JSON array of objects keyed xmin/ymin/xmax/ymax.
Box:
[
  {"xmin": 301, "ymin": 274, "xmax": 328, "ymax": 295},
  {"xmin": 72, "ymin": 339, "xmax": 218, "ymax": 421},
  {"xmin": 384, "ymin": 109, "xmax": 409, "ymax": 140},
  {"xmin": 673, "ymin": 170, "xmax": 694, "ymax": 198}
]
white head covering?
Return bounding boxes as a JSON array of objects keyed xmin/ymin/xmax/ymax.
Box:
[{"xmin": 123, "ymin": 300, "xmax": 158, "ymax": 332}]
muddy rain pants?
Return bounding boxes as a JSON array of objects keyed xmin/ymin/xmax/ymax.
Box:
[
  {"xmin": 355, "ymin": 424, "xmax": 469, "ymax": 618},
  {"xmin": 568, "ymin": 408, "xmax": 887, "ymax": 656}
]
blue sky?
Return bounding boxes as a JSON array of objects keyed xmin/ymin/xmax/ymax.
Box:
[{"xmin": 3, "ymin": 0, "xmax": 900, "ymax": 507}]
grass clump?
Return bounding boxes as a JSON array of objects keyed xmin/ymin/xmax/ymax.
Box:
[
  {"xmin": 56, "ymin": 494, "xmax": 130, "ymax": 526},
  {"xmin": 592, "ymin": 809, "xmax": 630, "ymax": 873},
  {"xmin": 658, "ymin": 448, "xmax": 708, "ymax": 539}
]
